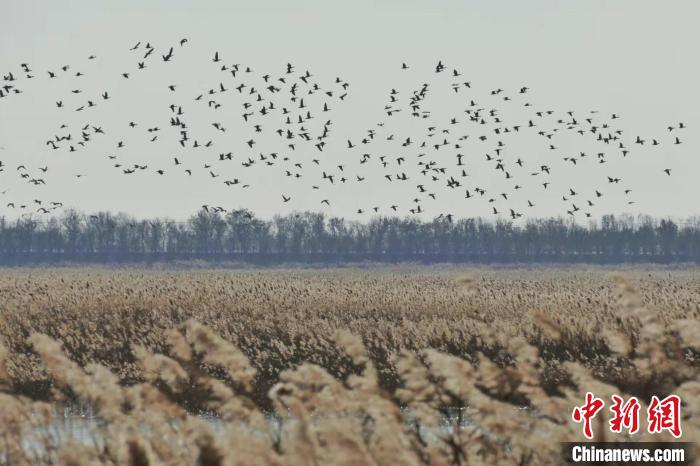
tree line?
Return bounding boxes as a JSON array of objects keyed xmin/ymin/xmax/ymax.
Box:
[{"xmin": 0, "ymin": 209, "xmax": 698, "ymax": 264}]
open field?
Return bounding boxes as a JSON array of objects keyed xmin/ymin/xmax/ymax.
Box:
[{"xmin": 1, "ymin": 266, "xmax": 699, "ymax": 464}]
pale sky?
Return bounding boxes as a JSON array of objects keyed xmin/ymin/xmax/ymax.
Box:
[{"xmin": 0, "ymin": 0, "xmax": 698, "ymax": 222}]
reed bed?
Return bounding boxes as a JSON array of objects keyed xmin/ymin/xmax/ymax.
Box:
[{"xmin": 0, "ymin": 266, "xmax": 698, "ymax": 464}]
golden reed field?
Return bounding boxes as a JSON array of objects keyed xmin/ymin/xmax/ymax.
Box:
[{"xmin": 0, "ymin": 266, "xmax": 699, "ymax": 465}]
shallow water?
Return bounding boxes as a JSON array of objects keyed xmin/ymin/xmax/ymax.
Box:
[{"xmin": 6, "ymin": 405, "xmax": 476, "ymax": 465}]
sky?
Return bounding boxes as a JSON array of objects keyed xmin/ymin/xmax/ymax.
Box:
[{"xmin": 0, "ymin": 0, "xmax": 698, "ymax": 223}]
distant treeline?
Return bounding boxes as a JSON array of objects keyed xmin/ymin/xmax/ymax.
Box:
[{"xmin": 0, "ymin": 209, "xmax": 698, "ymax": 264}]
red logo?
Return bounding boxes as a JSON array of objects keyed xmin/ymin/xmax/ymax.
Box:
[
  {"xmin": 647, "ymin": 395, "xmax": 682, "ymax": 438},
  {"xmin": 609, "ymin": 395, "xmax": 640, "ymax": 434},
  {"xmin": 572, "ymin": 392, "xmax": 605, "ymax": 439},
  {"xmin": 572, "ymin": 393, "xmax": 682, "ymax": 439}
]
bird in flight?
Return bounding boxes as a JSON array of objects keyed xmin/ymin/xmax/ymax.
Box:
[{"xmin": 0, "ymin": 43, "xmax": 685, "ymax": 220}]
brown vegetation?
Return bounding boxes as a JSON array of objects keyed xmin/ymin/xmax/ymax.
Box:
[{"xmin": 0, "ymin": 266, "xmax": 698, "ymax": 464}]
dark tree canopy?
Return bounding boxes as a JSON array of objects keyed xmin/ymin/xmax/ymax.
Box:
[{"xmin": 0, "ymin": 210, "xmax": 698, "ymax": 265}]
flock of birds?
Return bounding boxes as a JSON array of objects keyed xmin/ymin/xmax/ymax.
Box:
[{"xmin": 0, "ymin": 38, "xmax": 688, "ymax": 221}]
